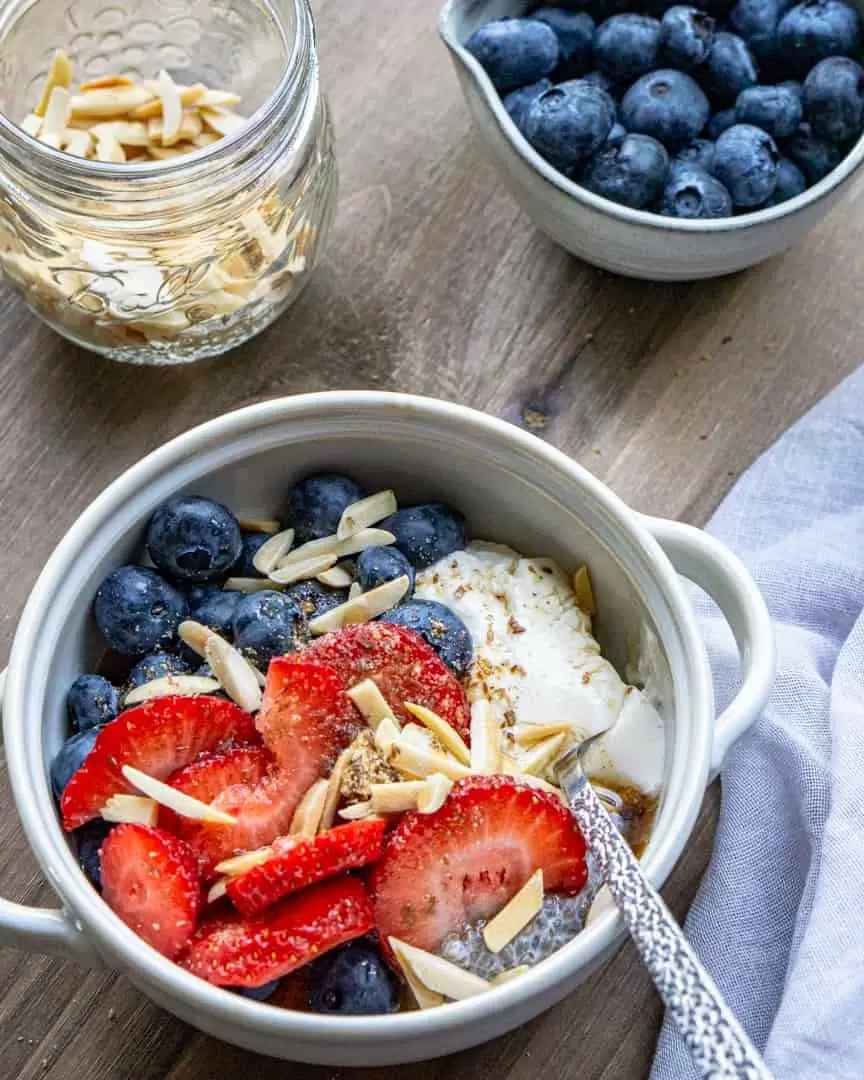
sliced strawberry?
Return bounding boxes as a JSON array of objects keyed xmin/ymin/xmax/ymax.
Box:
[
  {"xmin": 283, "ymin": 623, "xmax": 470, "ymax": 737},
  {"xmin": 370, "ymin": 774, "xmax": 587, "ymax": 954},
  {"xmin": 61, "ymin": 696, "xmax": 259, "ymax": 831},
  {"xmin": 227, "ymin": 820, "xmax": 387, "ymax": 917},
  {"xmin": 100, "ymin": 823, "xmax": 201, "ymax": 959},
  {"xmin": 179, "ymin": 875, "xmax": 375, "ymax": 987}
]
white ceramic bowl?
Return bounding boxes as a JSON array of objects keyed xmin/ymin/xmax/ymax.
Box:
[
  {"xmin": 438, "ymin": 0, "xmax": 864, "ymax": 280},
  {"xmin": 0, "ymin": 392, "xmax": 774, "ymax": 1065}
]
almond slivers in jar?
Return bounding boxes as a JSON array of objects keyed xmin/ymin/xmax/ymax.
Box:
[{"xmin": 0, "ymin": 33, "xmax": 335, "ymax": 364}]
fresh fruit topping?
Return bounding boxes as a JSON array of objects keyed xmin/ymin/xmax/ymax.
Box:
[
  {"xmin": 621, "ymin": 69, "xmax": 711, "ymax": 150},
  {"xmin": 284, "ymin": 579, "xmax": 349, "ymax": 620},
  {"xmin": 232, "ymin": 590, "xmax": 306, "ymax": 667},
  {"xmin": 188, "ymin": 587, "xmax": 242, "ymax": 638},
  {"xmin": 51, "ymin": 729, "xmax": 100, "ymax": 801},
  {"xmin": 534, "ymin": 8, "xmax": 594, "ymax": 80},
  {"xmin": 100, "ymin": 823, "xmax": 201, "ymax": 958},
  {"xmin": 712, "ymin": 124, "xmax": 779, "ymax": 208},
  {"xmin": 66, "ymin": 674, "xmax": 119, "ymax": 734},
  {"xmin": 285, "ymin": 473, "xmax": 365, "ymax": 545},
  {"xmin": 581, "ymin": 134, "xmax": 671, "ymax": 212},
  {"xmin": 299, "ymin": 623, "xmax": 471, "ymax": 737},
  {"xmin": 227, "ymin": 819, "xmax": 387, "ymax": 917},
  {"xmin": 236, "ymin": 979, "xmax": 281, "ymax": 1001},
  {"xmin": 179, "ymin": 875, "xmax": 375, "ymax": 987},
  {"xmin": 464, "ymin": 18, "xmax": 559, "ymax": 93},
  {"xmin": 146, "ymin": 495, "xmax": 242, "ymax": 584},
  {"xmin": 379, "ymin": 503, "xmax": 467, "ymax": 570},
  {"xmin": 307, "ymin": 938, "xmax": 399, "ymax": 1015},
  {"xmin": 94, "ymin": 566, "xmax": 187, "ymax": 656},
  {"xmin": 60, "ymin": 696, "xmax": 258, "ymax": 830},
  {"xmin": 127, "ymin": 652, "xmax": 191, "ymax": 689},
  {"xmin": 234, "ymin": 531, "xmax": 270, "ymax": 577},
  {"xmin": 595, "ymin": 14, "xmax": 661, "ymax": 81},
  {"xmin": 355, "ymin": 545, "xmax": 415, "ymax": 596},
  {"xmin": 380, "ymin": 598, "xmax": 472, "ymax": 676},
  {"xmin": 370, "ymin": 775, "xmax": 587, "ymax": 953},
  {"xmin": 75, "ymin": 818, "xmax": 114, "ymax": 891}
]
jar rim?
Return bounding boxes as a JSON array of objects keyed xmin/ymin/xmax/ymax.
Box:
[{"xmin": 0, "ymin": 0, "xmax": 313, "ymax": 192}]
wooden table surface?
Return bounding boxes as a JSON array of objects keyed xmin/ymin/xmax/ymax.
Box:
[{"xmin": 0, "ymin": 0, "xmax": 860, "ymax": 1076}]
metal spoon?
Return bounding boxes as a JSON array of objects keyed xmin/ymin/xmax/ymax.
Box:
[{"xmin": 555, "ymin": 731, "xmax": 773, "ymax": 1080}]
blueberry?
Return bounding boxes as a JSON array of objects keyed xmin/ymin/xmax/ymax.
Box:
[
  {"xmin": 660, "ymin": 6, "xmax": 717, "ymax": 69},
  {"xmin": 128, "ymin": 651, "xmax": 191, "ymax": 688},
  {"xmin": 534, "ymin": 8, "xmax": 595, "ymax": 78},
  {"xmin": 232, "ymin": 591, "xmax": 305, "ymax": 667},
  {"xmin": 713, "ymin": 123, "xmax": 779, "ymax": 206},
  {"xmin": 94, "ymin": 566, "xmax": 187, "ymax": 656},
  {"xmin": 380, "ymin": 599, "xmax": 473, "ymax": 676},
  {"xmin": 595, "ymin": 15, "xmax": 662, "ymax": 81},
  {"xmin": 67, "ymin": 675, "xmax": 119, "ymax": 734},
  {"xmin": 503, "ymin": 78, "xmax": 553, "ymax": 131},
  {"xmin": 730, "ymin": 0, "xmax": 781, "ymax": 63},
  {"xmin": 581, "ymin": 133, "xmax": 671, "ymax": 207},
  {"xmin": 380, "ymin": 503, "xmax": 467, "ymax": 570},
  {"xmin": 233, "ymin": 532, "xmax": 270, "ymax": 577},
  {"xmin": 605, "ymin": 121, "xmax": 628, "ymax": 147},
  {"xmin": 189, "ymin": 587, "xmax": 242, "ymax": 638},
  {"xmin": 51, "ymin": 729, "xmax": 99, "ymax": 800},
  {"xmin": 802, "ymin": 56, "xmax": 864, "ymax": 141},
  {"xmin": 355, "ymin": 546, "xmax": 415, "ymax": 595},
  {"xmin": 701, "ymin": 33, "xmax": 759, "ymax": 107},
  {"xmin": 284, "ymin": 579, "xmax": 349, "ymax": 619},
  {"xmin": 236, "ymin": 981, "xmax": 280, "ymax": 1001},
  {"xmin": 784, "ymin": 121, "xmax": 844, "ymax": 179},
  {"xmin": 464, "ymin": 17, "xmax": 560, "ymax": 92},
  {"xmin": 676, "ymin": 136, "xmax": 717, "ymax": 170},
  {"xmin": 75, "ymin": 818, "xmax": 113, "ymax": 891},
  {"xmin": 621, "ymin": 70, "xmax": 711, "ymax": 150},
  {"xmin": 735, "ymin": 82, "xmax": 802, "ymax": 137},
  {"xmin": 286, "ymin": 473, "xmax": 364, "ymax": 545},
  {"xmin": 707, "ymin": 106, "xmax": 739, "ymax": 137},
  {"xmin": 582, "ymin": 69, "xmax": 618, "ymax": 94},
  {"xmin": 146, "ymin": 496, "xmax": 242, "ymax": 585},
  {"xmin": 777, "ymin": 0, "xmax": 861, "ymax": 72},
  {"xmin": 660, "ymin": 163, "xmax": 734, "ymax": 215},
  {"xmin": 763, "ymin": 155, "xmax": 808, "ymax": 201},
  {"xmin": 308, "ymin": 940, "xmax": 398, "ymax": 1015}
]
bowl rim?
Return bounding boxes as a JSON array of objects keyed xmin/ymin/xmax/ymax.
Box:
[
  {"xmin": 437, "ymin": 0, "xmax": 864, "ymax": 235},
  {"xmin": 4, "ymin": 390, "xmax": 714, "ymax": 1046}
]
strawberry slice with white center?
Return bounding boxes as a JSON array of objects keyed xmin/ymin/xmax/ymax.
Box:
[
  {"xmin": 227, "ymin": 819, "xmax": 387, "ymax": 917},
  {"xmin": 179, "ymin": 875, "xmax": 375, "ymax": 988},
  {"xmin": 61, "ymin": 696, "xmax": 260, "ymax": 831},
  {"xmin": 100, "ymin": 823, "xmax": 202, "ymax": 959},
  {"xmin": 272, "ymin": 623, "xmax": 471, "ymax": 738},
  {"xmin": 370, "ymin": 774, "xmax": 588, "ymax": 954}
]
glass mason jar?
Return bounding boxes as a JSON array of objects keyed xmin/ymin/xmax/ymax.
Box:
[{"xmin": 0, "ymin": 0, "xmax": 337, "ymax": 364}]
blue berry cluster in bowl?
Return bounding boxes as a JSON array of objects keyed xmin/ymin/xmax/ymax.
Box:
[{"xmin": 465, "ymin": 0, "xmax": 864, "ymax": 216}]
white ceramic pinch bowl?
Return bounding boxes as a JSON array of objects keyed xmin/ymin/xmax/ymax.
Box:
[
  {"xmin": 0, "ymin": 391, "xmax": 774, "ymax": 1065},
  {"xmin": 438, "ymin": 0, "xmax": 864, "ymax": 280}
]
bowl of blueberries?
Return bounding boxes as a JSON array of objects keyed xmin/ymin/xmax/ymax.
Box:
[{"xmin": 439, "ymin": 0, "xmax": 864, "ymax": 278}]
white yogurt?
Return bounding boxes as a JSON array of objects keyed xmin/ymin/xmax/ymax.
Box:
[{"xmin": 415, "ymin": 542, "xmax": 665, "ymax": 794}]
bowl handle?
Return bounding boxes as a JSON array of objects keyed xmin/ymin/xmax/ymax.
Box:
[
  {"xmin": 639, "ymin": 517, "xmax": 776, "ymax": 773},
  {"xmin": 0, "ymin": 669, "xmax": 100, "ymax": 964}
]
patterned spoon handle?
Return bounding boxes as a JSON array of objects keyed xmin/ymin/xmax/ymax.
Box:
[{"xmin": 558, "ymin": 763, "xmax": 773, "ymax": 1080}]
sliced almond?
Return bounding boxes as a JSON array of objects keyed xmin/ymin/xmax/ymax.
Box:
[
  {"xmin": 308, "ymin": 575, "xmax": 410, "ymax": 636},
  {"xmin": 237, "ymin": 517, "xmax": 281, "ymax": 534},
  {"xmin": 201, "ymin": 106, "xmax": 246, "ymax": 137},
  {"xmin": 519, "ymin": 732, "xmax": 570, "ymax": 777},
  {"xmin": 214, "ymin": 847, "xmax": 274, "ymax": 876},
  {"xmin": 223, "ymin": 576, "xmax": 286, "ymax": 593},
  {"xmin": 290, "ymin": 778, "xmax": 329, "ymax": 837},
  {"xmin": 192, "ymin": 132, "xmax": 220, "ymax": 147},
  {"xmin": 513, "ymin": 721, "xmax": 574, "ymax": 746},
  {"xmin": 148, "ymin": 108, "xmax": 203, "ymax": 145},
  {"xmin": 275, "ymin": 534, "xmax": 339, "ymax": 567},
  {"xmin": 483, "ymin": 870, "xmax": 544, "ymax": 953},
  {"xmin": 101, "ymin": 794, "xmax": 158, "ymax": 826},
  {"xmin": 153, "ymin": 70, "xmax": 182, "ymax": 145},
  {"xmin": 178, "ymin": 618, "xmax": 214, "ymax": 658},
  {"xmin": 337, "ymin": 800, "xmax": 375, "ymax": 821},
  {"xmin": 316, "ymin": 564, "xmax": 354, "ymax": 588},
  {"xmin": 268, "ymin": 551, "xmax": 337, "ymax": 585},
  {"xmin": 571, "ymin": 565, "xmax": 596, "ymax": 616},
  {"xmin": 278, "ymin": 528, "xmax": 396, "ymax": 571},
  {"xmin": 319, "ymin": 745, "xmax": 353, "ymax": 832},
  {"xmin": 251, "ymin": 527, "xmax": 295, "ymax": 575},
  {"xmin": 147, "ymin": 145, "xmax": 186, "ymax": 161},
  {"xmin": 38, "ymin": 133, "xmax": 61, "ymax": 149},
  {"xmin": 90, "ymin": 120, "xmax": 150, "ymax": 146},
  {"xmin": 399, "ymin": 723, "xmax": 438, "ymax": 751},
  {"xmin": 373, "ymin": 716, "xmax": 401, "ymax": 757},
  {"xmin": 95, "ymin": 134, "xmax": 126, "ymax": 163},
  {"xmin": 389, "ymin": 938, "xmax": 445, "ymax": 1009},
  {"xmin": 70, "ymin": 85, "xmax": 154, "ymax": 118},
  {"xmin": 490, "ymin": 965, "xmax": 532, "ymax": 986},
  {"xmin": 207, "ymin": 878, "xmax": 229, "ymax": 903},
  {"xmin": 336, "ymin": 489, "xmax": 397, "ymax": 540},
  {"xmin": 197, "ymin": 88, "xmax": 243, "ymax": 108},
  {"xmin": 416, "ymin": 772, "xmax": 453, "ymax": 814},
  {"xmin": 389, "ymin": 739, "xmax": 472, "ymax": 782},
  {"xmin": 35, "ymin": 50, "xmax": 73, "ymax": 117},
  {"xmin": 204, "ymin": 634, "xmax": 262, "ymax": 713},
  {"xmin": 129, "ymin": 82, "xmax": 204, "ymax": 120},
  {"xmin": 21, "ymin": 113, "xmax": 42, "ymax": 137},
  {"xmin": 62, "ymin": 128, "xmax": 93, "ymax": 158},
  {"xmin": 241, "ymin": 208, "xmax": 282, "ymax": 262},
  {"xmin": 40, "ymin": 86, "xmax": 71, "ymax": 139},
  {"xmin": 124, "ymin": 674, "xmax": 220, "ymax": 705},
  {"xmin": 347, "ymin": 679, "xmax": 398, "ymax": 732},
  {"xmin": 388, "ymin": 939, "xmax": 489, "ymax": 1001},
  {"xmin": 370, "ymin": 780, "xmax": 427, "ymax": 815},
  {"xmin": 79, "ymin": 74, "xmax": 134, "ymax": 92},
  {"xmin": 121, "ymin": 764, "xmax": 238, "ymax": 825},
  {"xmin": 348, "ymin": 582, "xmax": 363, "ymax": 600},
  {"xmin": 470, "ymin": 699, "xmax": 501, "ymax": 775},
  {"xmin": 403, "ymin": 702, "xmax": 470, "ymax": 766}
]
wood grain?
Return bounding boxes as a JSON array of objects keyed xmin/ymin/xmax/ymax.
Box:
[{"xmin": 0, "ymin": 0, "xmax": 859, "ymax": 1075}]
